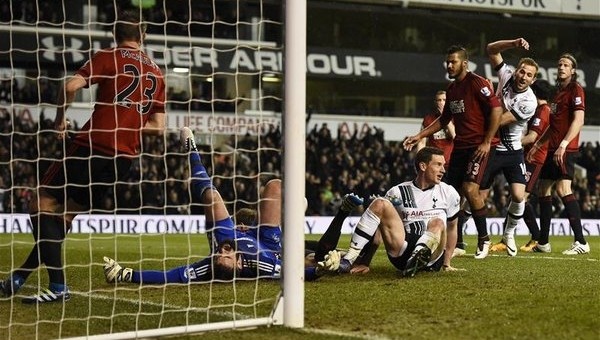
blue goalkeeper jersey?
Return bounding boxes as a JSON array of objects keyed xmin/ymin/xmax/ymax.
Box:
[
  {"xmin": 235, "ymin": 235, "xmax": 282, "ymax": 279},
  {"xmin": 211, "ymin": 217, "xmax": 282, "ymax": 279}
]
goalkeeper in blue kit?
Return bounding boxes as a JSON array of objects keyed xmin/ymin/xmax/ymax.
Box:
[{"xmin": 103, "ymin": 127, "xmax": 367, "ymax": 284}]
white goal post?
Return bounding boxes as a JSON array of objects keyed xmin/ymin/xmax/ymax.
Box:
[
  {"xmin": 282, "ymin": 0, "xmax": 307, "ymax": 329},
  {"xmin": 0, "ymin": 0, "xmax": 305, "ymax": 338}
]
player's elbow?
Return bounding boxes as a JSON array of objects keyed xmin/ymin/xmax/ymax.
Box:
[
  {"xmin": 144, "ymin": 125, "xmax": 165, "ymax": 136},
  {"xmin": 64, "ymin": 75, "xmax": 86, "ymax": 94},
  {"xmin": 144, "ymin": 113, "xmax": 166, "ymax": 136},
  {"xmin": 485, "ymin": 43, "xmax": 493, "ymax": 55}
]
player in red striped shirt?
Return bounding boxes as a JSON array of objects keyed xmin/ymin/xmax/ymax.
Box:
[
  {"xmin": 1, "ymin": 10, "xmax": 166, "ymax": 303},
  {"xmin": 527, "ymin": 54, "xmax": 590, "ymax": 255}
]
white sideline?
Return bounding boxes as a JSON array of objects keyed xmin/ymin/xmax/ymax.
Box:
[
  {"xmin": 302, "ymin": 327, "xmax": 392, "ymax": 340},
  {"xmin": 17, "ymin": 285, "xmax": 250, "ymax": 320},
  {"xmin": 64, "ymin": 289, "xmax": 381, "ymax": 340},
  {"xmin": 70, "ymin": 289, "xmax": 390, "ymax": 340},
  {"xmin": 10, "ymin": 253, "xmax": 595, "ymax": 340},
  {"xmin": 479, "ymin": 254, "xmax": 599, "ymax": 261},
  {"xmin": 69, "ymin": 289, "xmax": 249, "ymax": 318}
]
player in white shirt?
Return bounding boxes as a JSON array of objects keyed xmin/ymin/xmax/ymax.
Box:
[
  {"xmin": 480, "ymin": 38, "xmax": 539, "ymax": 258},
  {"xmin": 319, "ymin": 147, "xmax": 462, "ymax": 277}
]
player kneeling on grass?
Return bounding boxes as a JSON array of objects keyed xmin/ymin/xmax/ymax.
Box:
[
  {"xmin": 319, "ymin": 146, "xmax": 464, "ymax": 277},
  {"xmin": 103, "ymin": 127, "xmax": 373, "ymax": 285}
]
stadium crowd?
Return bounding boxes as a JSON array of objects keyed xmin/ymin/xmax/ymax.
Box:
[
  {"xmin": 1, "ymin": 112, "xmax": 600, "ymax": 219},
  {"xmin": 0, "ymin": 0, "xmax": 275, "ymax": 41}
]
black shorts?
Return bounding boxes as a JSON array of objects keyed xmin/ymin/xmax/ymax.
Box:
[
  {"xmin": 446, "ymin": 147, "xmax": 496, "ymax": 191},
  {"xmin": 41, "ymin": 143, "xmax": 133, "ymax": 209},
  {"xmin": 481, "ymin": 150, "xmax": 526, "ymax": 190},
  {"xmin": 540, "ymin": 151, "xmax": 579, "ymax": 181},
  {"xmin": 525, "ymin": 162, "xmax": 543, "ymax": 194},
  {"xmin": 387, "ymin": 233, "xmax": 445, "ymax": 272}
]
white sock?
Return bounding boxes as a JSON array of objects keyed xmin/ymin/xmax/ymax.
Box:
[
  {"xmin": 505, "ymin": 200, "xmax": 525, "ymax": 235},
  {"xmin": 415, "ymin": 231, "xmax": 440, "ymax": 253},
  {"xmin": 344, "ymin": 208, "xmax": 380, "ymax": 264}
]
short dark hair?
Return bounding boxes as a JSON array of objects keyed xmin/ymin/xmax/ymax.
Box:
[
  {"xmin": 212, "ymin": 240, "xmax": 240, "ymax": 281},
  {"xmin": 114, "ymin": 10, "xmax": 146, "ymax": 44},
  {"xmin": 517, "ymin": 57, "xmax": 539, "ymax": 75},
  {"xmin": 447, "ymin": 45, "xmax": 468, "ymax": 61},
  {"xmin": 414, "ymin": 146, "xmax": 444, "ymax": 172},
  {"xmin": 235, "ymin": 208, "xmax": 257, "ymax": 226},
  {"xmin": 213, "ymin": 259, "xmax": 237, "ymax": 281},
  {"xmin": 530, "ymin": 79, "xmax": 552, "ymax": 101}
]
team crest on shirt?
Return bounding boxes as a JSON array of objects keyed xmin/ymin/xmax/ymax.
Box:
[
  {"xmin": 519, "ymin": 103, "xmax": 534, "ymax": 115},
  {"xmin": 449, "ymin": 100, "xmax": 465, "ymax": 114},
  {"xmin": 432, "ymin": 197, "xmax": 438, "ymax": 209},
  {"xmin": 574, "ymin": 97, "xmax": 582, "ymax": 105},
  {"xmin": 480, "ymin": 87, "xmax": 491, "ymax": 96}
]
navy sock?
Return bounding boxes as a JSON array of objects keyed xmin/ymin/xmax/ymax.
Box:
[
  {"xmin": 538, "ymin": 196, "xmax": 552, "ymax": 244},
  {"xmin": 523, "ymin": 202, "xmax": 540, "ymax": 241},
  {"xmin": 49, "ymin": 282, "xmax": 68, "ymax": 293},
  {"xmin": 456, "ymin": 210, "xmax": 471, "ymax": 248},
  {"xmin": 14, "ymin": 216, "xmax": 41, "ymax": 280},
  {"xmin": 38, "ymin": 215, "xmax": 67, "ymax": 285},
  {"xmin": 472, "ymin": 207, "xmax": 489, "ymax": 242},
  {"xmin": 561, "ymin": 194, "xmax": 586, "ymax": 244}
]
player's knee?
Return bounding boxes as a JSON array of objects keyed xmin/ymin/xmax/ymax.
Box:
[
  {"xmin": 427, "ymin": 218, "xmax": 445, "ymax": 233},
  {"xmin": 368, "ymin": 197, "xmax": 389, "ymax": 215},
  {"xmin": 262, "ymin": 179, "xmax": 281, "ymax": 198},
  {"xmin": 555, "ymin": 180, "xmax": 572, "ymax": 197},
  {"xmin": 511, "ymin": 194, "xmax": 525, "ymax": 203},
  {"xmin": 30, "ymin": 192, "xmax": 58, "ymax": 214},
  {"xmin": 462, "ymin": 183, "xmax": 479, "ymax": 199},
  {"xmin": 28, "ymin": 199, "xmax": 38, "ymax": 214}
]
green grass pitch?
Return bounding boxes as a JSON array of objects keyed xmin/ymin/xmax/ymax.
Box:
[{"xmin": 1, "ymin": 234, "xmax": 599, "ymax": 339}]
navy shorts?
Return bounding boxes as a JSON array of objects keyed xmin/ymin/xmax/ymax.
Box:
[
  {"xmin": 481, "ymin": 150, "xmax": 527, "ymax": 190},
  {"xmin": 41, "ymin": 143, "xmax": 132, "ymax": 209},
  {"xmin": 540, "ymin": 151, "xmax": 579, "ymax": 181},
  {"xmin": 446, "ymin": 147, "xmax": 497, "ymax": 191},
  {"xmin": 387, "ymin": 233, "xmax": 445, "ymax": 272}
]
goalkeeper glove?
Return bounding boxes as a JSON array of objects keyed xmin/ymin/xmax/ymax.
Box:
[{"xmin": 317, "ymin": 250, "xmax": 342, "ymax": 271}]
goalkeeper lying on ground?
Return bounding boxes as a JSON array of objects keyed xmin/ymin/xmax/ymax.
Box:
[{"xmin": 103, "ymin": 127, "xmax": 374, "ymax": 284}]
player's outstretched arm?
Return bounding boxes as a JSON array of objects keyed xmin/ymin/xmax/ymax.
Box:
[
  {"xmin": 404, "ymin": 118, "xmax": 443, "ymax": 151},
  {"xmin": 486, "ymin": 38, "xmax": 530, "ymax": 68},
  {"xmin": 104, "ymin": 256, "xmax": 215, "ymax": 284}
]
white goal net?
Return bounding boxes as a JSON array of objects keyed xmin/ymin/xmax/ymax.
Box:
[{"xmin": 0, "ymin": 0, "xmax": 305, "ymax": 338}]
